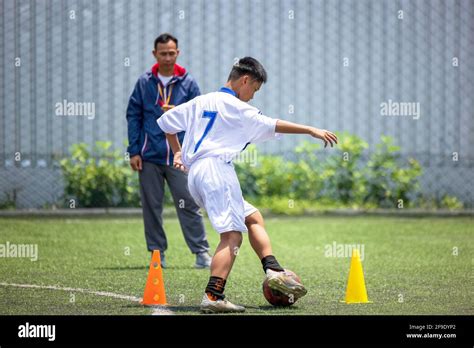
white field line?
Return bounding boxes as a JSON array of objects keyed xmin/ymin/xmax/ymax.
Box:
[{"xmin": 0, "ymin": 282, "xmax": 174, "ymax": 315}]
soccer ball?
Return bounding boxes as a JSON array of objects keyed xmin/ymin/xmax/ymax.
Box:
[{"xmin": 262, "ymin": 269, "xmax": 301, "ymax": 306}]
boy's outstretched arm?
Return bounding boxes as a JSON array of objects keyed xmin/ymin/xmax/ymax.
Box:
[{"xmin": 275, "ymin": 120, "xmax": 338, "ymax": 148}]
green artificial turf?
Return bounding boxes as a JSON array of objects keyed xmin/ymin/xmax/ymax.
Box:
[{"xmin": 0, "ymin": 216, "xmax": 472, "ymax": 315}]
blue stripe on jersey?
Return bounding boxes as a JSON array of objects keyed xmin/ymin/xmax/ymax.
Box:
[{"xmin": 218, "ymin": 87, "xmax": 237, "ymax": 97}]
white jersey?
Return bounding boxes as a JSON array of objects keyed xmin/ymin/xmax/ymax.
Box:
[{"xmin": 157, "ymin": 87, "xmax": 278, "ymax": 168}]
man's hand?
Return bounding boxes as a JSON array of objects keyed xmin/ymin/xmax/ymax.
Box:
[
  {"xmin": 173, "ymin": 151, "xmax": 186, "ymax": 172},
  {"xmin": 309, "ymin": 128, "xmax": 338, "ymax": 148},
  {"xmin": 130, "ymin": 154, "xmax": 143, "ymax": 171},
  {"xmin": 161, "ymin": 104, "xmax": 175, "ymax": 112}
]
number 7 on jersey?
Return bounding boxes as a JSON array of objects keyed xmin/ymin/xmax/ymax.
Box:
[{"xmin": 193, "ymin": 110, "xmax": 218, "ymax": 153}]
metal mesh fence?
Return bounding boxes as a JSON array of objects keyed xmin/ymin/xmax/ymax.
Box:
[{"xmin": 1, "ymin": 0, "xmax": 473, "ymax": 208}]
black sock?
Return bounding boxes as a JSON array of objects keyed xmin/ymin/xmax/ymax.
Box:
[
  {"xmin": 261, "ymin": 255, "xmax": 284, "ymax": 273},
  {"xmin": 205, "ymin": 276, "xmax": 226, "ymax": 300}
]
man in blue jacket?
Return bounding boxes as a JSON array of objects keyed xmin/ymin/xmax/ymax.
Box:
[{"xmin": 126, "ymin": 33, "xmax": 211, "ymax": 268}]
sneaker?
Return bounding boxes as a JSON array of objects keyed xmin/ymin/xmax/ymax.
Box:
[
  {"xmin": 150, "ymin": 251, "xmax": 166, "ymax": 268},
  {"xmin": 194, "ymin": 251, "xmax": 212, "ymax": 269},
  {"xmin": 265, "ymin": 269, "xmax": 307, "ymax": 299},
  {"xmin": 200, "ymin": 293, "xmax": 245, "ymax": 314},
  {"xmin": 160, "ymin": 253, "xmax": 166, "ymax": 268}
]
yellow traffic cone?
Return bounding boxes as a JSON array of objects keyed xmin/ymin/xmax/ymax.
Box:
[{"xmin": 342, "ymin": 249, "xmax": 371, "ymax": 304}]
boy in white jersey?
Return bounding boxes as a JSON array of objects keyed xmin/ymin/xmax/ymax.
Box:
[{"xmin": 157, "ymin": 57, "xmax": 338, "ymax": 313}]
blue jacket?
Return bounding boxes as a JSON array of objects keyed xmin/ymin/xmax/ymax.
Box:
[{"xmin": 126, "ymin": 63, "xmax": 200, "ymax": 165}]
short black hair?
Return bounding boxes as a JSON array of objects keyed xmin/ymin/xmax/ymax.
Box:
[
  {"xmin": 154, "ymin": 33, "xmax": 178, "ymax": 50},
  {"xmin": 227, "ymin": 57, "xmax": 267, "ymax": 84}
]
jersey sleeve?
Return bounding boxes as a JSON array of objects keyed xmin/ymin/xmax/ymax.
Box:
[
  {"xmin": 157, "ymin": 100, "xmax": 192, "ymax": 134},
  {"xmin": 240, "ymin": 105, "xmax": 278, "ymax": 144}
]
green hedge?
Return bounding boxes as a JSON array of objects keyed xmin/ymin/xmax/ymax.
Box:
[
  {"xmin": 57, "ymin": 135, "xmax": 463, "ymax": 211},
  {"xmin": 236, "ymin": 134, "xmax": 463, "ymax": 211},
  {"xmin": 60, "ymin": 141, "xmax": 140, "ymax": 207}
]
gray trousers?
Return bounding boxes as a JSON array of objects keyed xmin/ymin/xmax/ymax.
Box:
[{"xmin": 139, "ymin": 161, "xmax": 209, "ymax": 254}]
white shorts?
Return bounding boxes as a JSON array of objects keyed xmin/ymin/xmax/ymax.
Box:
[{"xmin": 187, "ymin": 157, "xmax": 258, "ymax": 234}]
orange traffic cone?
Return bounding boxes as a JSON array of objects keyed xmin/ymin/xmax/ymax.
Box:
[
  {"xmin": 342, "ymin": 249, "xmax": 371, "ymax": 304},
  {"xmin": 141, "ymin": 250, "xmax": 167, "ymax": 306}
]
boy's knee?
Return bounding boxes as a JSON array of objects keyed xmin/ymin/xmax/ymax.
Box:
[{"xmin": 221, "ymin": 231, "xmax": 243, "ymax": 247}]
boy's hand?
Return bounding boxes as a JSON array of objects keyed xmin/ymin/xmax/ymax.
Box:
[
  {"xmin": 309, "ymin": 128, "xmax": 338, "ymax": 148},
  {"xmin": 173, "ymin": 151, "xmax": 187, "ymax": 172},
  {"xmin": 130, "ymin": 155, "xmax": 143, "ymax": 171}
]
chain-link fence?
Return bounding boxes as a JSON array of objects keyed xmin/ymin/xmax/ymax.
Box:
[{"xmin": 1, "ymin": 0, "xmax": 473, "ymax": 209}]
